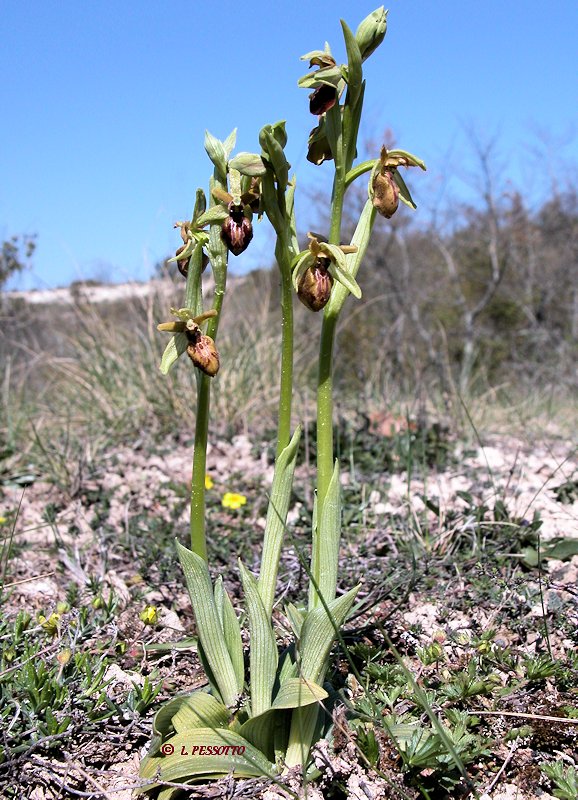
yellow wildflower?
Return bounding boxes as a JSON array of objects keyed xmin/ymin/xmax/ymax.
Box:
[
  {"xmin": 140, "ymin": 605, "xmax": 158, "ymax": 625},
  {"xmin": 205, "ymin": 474, "xmax": 214, "ymax": 490},
  {"xmin": 38, "ymin": 612, "xmax": 61, "ymax": 635},
  {"xmin": 0, "ymin": 516, "xmax": 6, "ymax": 525},
  {"xmin": 222, "ymin": 492, "xmax": 247, "ymax": 510}
]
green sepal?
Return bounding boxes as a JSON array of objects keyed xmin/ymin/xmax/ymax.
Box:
[
  {"xmin": 204, "ymin": 130, "xmax": 228, "ymax": 181},
  {"xmin": 229, "ymin": 152, "xmax": 267, "ymax": 177},
  {"xmin": 238, "ymin": 561, "xmax": 278, "ymax": 717},
  {"xmin": 300, "ymin": 45, "xmax": 333, "ymax": 64},
  {"xmin": 159, "ymin": 332, "xmax": 188, "ymax": 375},
  {"xmin": 385, "ymin": 148, "xmax": 426, "ymax": 170},
  {"xmin": 322, "ymin": 244, "xmax": 362, "ymax": 299},
  {"xmin": 176, "ymin": 542, "xmax": 239, "ymax": 706},
  {"xmin": 222, "ymin": 128, "xmax": 237, "ymax": 159},
  {"xmin": 192, "ymin": 188, "xmax": 207, "ymax": 224},
  {"xmin": 195, "ymin": 206, "xmax": 230, "ymax": 226},
  {"xmin": 393, "ymin": 169, "xmax": 417, "ymax": 210},
  {"xmin": 298, "ymin": 65, "xmax": 343, "ymax": 90}
]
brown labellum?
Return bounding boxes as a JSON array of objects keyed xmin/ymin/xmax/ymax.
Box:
[
  {"xmin": 222, "ymin": 203, "xmax": 253, "ymax": 256},
  {"xmin": 297, "ymin": 260, "xmax": 334, "ymax": 312},
  {"xmin": 175, "ymin": 245, "xmax": 190, "ymax": 278},
  {"xmin": 186, "ymin": 328, "xmax": 220, "ymax": 377},
  {"xmin": 175, "ymin": 246, "xmax": 209, "ymax": 278},
  {"xmin": 372, "ymin": 169, "xmax": 399, "ymax": 218},
  {"xmin": 309, "ymin": 84, "xmax": 338, "ymax": 116}
]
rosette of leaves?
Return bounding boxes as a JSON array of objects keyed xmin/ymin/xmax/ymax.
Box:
[{"xmin": 139, "ymin": 428, "xmax": 360, "ymax": 795}]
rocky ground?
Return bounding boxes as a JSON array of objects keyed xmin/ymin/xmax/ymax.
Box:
[{"xmin": 1, "ymin": 424, "xmax": 576, "ymax": 799}]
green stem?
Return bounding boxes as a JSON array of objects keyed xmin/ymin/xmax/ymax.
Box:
[
  {"xmin": 188, "ymin": 231, "xmax": 227, "ymax": 559},
  {"xmin": 276, "ymin": 242, "xmax": 294, "ymax": 458},
  {"xmin": 315, "ymin": 165, "xmax": 345, "ymax": 532},
  {"xmin": 190, "ymin": 375, "xmax": 210, "ymax": 560}
]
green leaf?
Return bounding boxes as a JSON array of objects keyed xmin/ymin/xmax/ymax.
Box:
[
  {"xmin": 176, "ymin": 543, "xmax": 240, "ymax": 706},
  {"xmin": 214, "ymin": 577, "xmax": 245, "ymax": 693},
  {"xmin": 207, "ymin": 178, "xmax": 229, "ymax": 288},
  {"xmin": 239, "ymin": 561, "xmax": 278, "ymax": 717},
  {"xmin": 284, "ymin": 603, "xmax": 305, "ymax": 638},
  {"xmin": 261, "ymin": 169, "xmax": 284, "ymax": 234},
  {"xmin": 521, "ymin": 537, "xmax": 578, "ymax": 568},
  {"xmin": 324, "ymin": 103, "xmax": 343, "ymax": 171},
  {"xmin": 298, "ymin": 585, "xmax": 359, "ymax": 683},
  {"xmin": 140, "ymin": 728, "xmax": 275, "ymax": 786},
  {"xmin": 148, "ymin": 695, "xmax": 191, "ymax": 756},
  {"xmin": 309, "ymin": 461, "xmax": 342, "ymax": 609},
  {"xmin": 185, "ymin": 241, "xmax": 205, "ymax": 315},
  {"xmin": 260, "ymin": 127, "xmax": 290, "ymax": 189},
  {"xmin": 159, "ymin": 332, "xmax": 188, "ymax": 375},
  {"xmin": 272, "ymin": 677, "xmax": 328, "ymax": 709},
  {"xmin": 326, "ymin": 199, "xmax": 376, "ymax": 316},
  {"xmin": 341, "ymin": 20, "xmax": 362, "ymax": 106},
  {"xmin": 237, "ymin": 711, "xmax": 278, "ymax": 762},
  {"xmin": 171, "ymin": 692, "xmax": 230, "ymax": 733},
  {"xmin": 257, "ymin": 426, "xmax": 302, "ymax": 617}
]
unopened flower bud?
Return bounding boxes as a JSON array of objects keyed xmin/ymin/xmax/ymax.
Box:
[
  {"xmin": 297, "ymin": 260, "xmax": 334, "ymax": 312},
  {"xmin": 186, "ymin": 327, "xmax": 220, "ymax": 377},
  {"xmin": 222, "ymin": 203, "xmax": 253, "ymax": 256},
  {"xmin": 309, "ymin": 84, "xmax": 338, "ymax": 116},
  {"xmin": 372, "ymin": 168, "xmax": 399, "ymax": 218},
  {"xmin": 355, "ymin": 7, "xmax": 388, "ymax": 62}
]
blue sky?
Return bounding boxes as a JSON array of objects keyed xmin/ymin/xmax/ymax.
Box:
[{"xmin": 1, "ymin": 0, "xmax": 577, "ymax": 290}]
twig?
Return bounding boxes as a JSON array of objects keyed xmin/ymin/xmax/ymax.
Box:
[
  {"xmin": 2, "ymin": 570, "xmax": 56, "ymax": 588},
  {"xmin": 470, "ymin": 710, "xmax": 578, "ymax": 725},
  {"xmin": 483, "ymin": 741, "xmax": 517, "ymax": 795}
]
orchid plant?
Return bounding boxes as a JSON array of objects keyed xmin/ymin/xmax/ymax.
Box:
[{"xmin": 140, "ymin": 8, "xmax": 425, "ymax": 796}]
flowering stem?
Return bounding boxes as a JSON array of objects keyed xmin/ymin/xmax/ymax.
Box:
[
  {"xmin": 314, "ymin": 166, "xmax": 345, "ymax": 546},
  {"xmin": 275, "ymin": 236, "xmax": 294, "ymax": 458},
  {"xmin": 190, "ymin": 376, "xmax": 210, "ymax": 560},
  {"xmin": 189, "ymin": 222, "xmax": 227, "ymax": 559}
]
